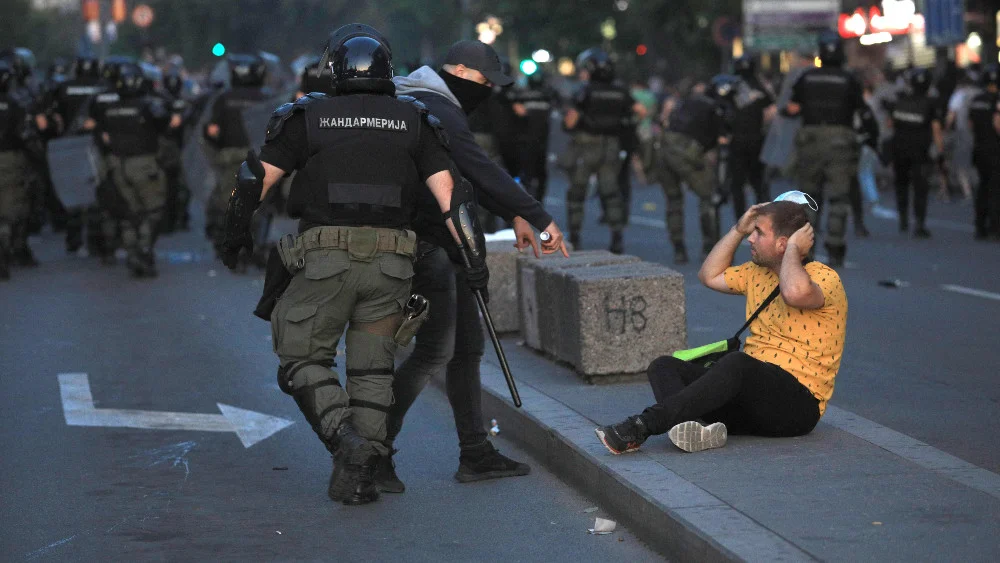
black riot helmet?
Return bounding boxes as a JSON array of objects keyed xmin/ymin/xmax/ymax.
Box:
[
  {"xmin": 49, "ymin": 58, "xmax": 70, "ymax": 79},
  {"xmin": 0, "ymin": 60, "xmax": 14, "ymax": 93},
  {"xmin": 817, "ymin": 29, "xmax": 844, "ymax": 67},
  {"xmin": 227, "ymin": 53, "xmax": 267, "ymax": 87},
  {"xmin": 0, "ymin": 48, "xmax": 36, "ymax": 82},
  {"xmin": 74, "ymin": 56, "xmax": 101, "ymax": 79},
  {"xmin": 979, "ymin": 64, "xmax": 999, "ymax": 90},
  {"xmin": 709, "ymin": 74, "xmax": 741, "ymax": 101},
  {"xmin": 527, "ymin": 69, "xmax": 545, "ymax": 89},
  {"xmin": 906, "ymin": 67, "xmax": 932, "ymax": 95},
  {"xmin": 323, "ymin": 24, "xmax": 394, "ymax": 93},
  {"xmin": 576, "ymin": 48, "xmax": 614, "ymax": 83},
  {"xmin": 733, "ymin": 56, "xmax": 755, "ymax": 79},
  {"xmin": 115, "ymin": 65, "xmax": 145, "ymax": 98},
  {"xmin": 101, "ymin": 55, "xmax": 137, "ymax": 83},
  {"xmin": 164, "ymin": 72, "xmax": 184, "ymax": 97},
  {"xmin": 300, "ymin": 59, "xmax": 335, "ymax": 95}
]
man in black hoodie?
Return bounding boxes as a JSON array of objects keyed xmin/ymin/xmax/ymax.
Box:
[{"xmin": 384, "ymin": 40, "xmax": 569, "ymax": 492}]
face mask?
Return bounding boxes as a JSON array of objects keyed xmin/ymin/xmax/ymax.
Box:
[
  {"xmin": 773, "ymin": 190, "xmax": 818, "ymax": 211},
  {"xmin": 440, "ymin": 69, "xmax": 493, "ymax": 114}
]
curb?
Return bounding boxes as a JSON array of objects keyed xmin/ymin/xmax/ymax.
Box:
[{"xmin": 477, "ymin": 361, "xmax": 816, "ymax": 562}]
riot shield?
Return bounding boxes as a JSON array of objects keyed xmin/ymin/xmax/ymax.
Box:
[{"xmin": 46, "ymin": 134, "xmax": 102, "ymax": 208}]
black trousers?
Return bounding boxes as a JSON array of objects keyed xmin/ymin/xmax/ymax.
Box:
[
  {"xmin": 728, "ymin": 139, "xmax": 768, "ymax": 222},
  {"xmin": 639, "ymin": 353, "xmax": 820, "ymax": 437},
  {"xmin": 893, "ymin": 153, "xmax": 931, "ymax": 228},
  {"xmin": 973, "ymin": 151, "xmax": 1000, "ymax": 236},
  {"xmin": 518, "ymin": 140, "xmax": 549, "ymax": 203},
  {"xmin": 387, "ymin": 244, "xmax": 487, "ymax": 451}
]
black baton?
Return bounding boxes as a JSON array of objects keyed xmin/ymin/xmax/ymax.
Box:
[{"xmin": 458, "ymin": 246, "xmax": 522, "ymax": 408}]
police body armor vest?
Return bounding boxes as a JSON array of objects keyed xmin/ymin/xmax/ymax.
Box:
[
  {"xmin": 286, "ymin": 93, "xmax": 426, "ymax": 230},
  {"xmin": 891, "ymin": 93, "xmax": 935, "ymax": 154},
  {"xmin": 670, "ymin": 94, "xmax": 719, "ymax": 150},
  {"xmin": 217, "ymin": 86, "xmax": 267, "ymax": 148},
  {"xmin": 969, "ymin": 91, "xmax": 1000, "ymax": 153},
  {"xmin": 730, "ymin": 81, "xmax": 770, "ymax": 138},
  {"xmin": 577, "ymin": 82, "xmax": 631, "ymax": 135},
  {"xmin": 0, "ymin": 91, "xmax": 30, "ymax": 151},
  {"xmin": 100, "ymin": 96, "xmax": 161, "ymax": 157},
  {"xmin": 797, "ymin": 67, "xmax": 858, "ymax": 127},
  {"xmin": 57, "ymin": 78, "xmax": 106, "ymax": 132}
]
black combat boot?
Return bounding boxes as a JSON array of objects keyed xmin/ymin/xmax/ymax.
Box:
[
  {"xmin": 12, "ymin": 245, "xmax": 38, "ymax": 267},
  {"xmin": 374, "ymin": 447, "xmax": 405, "ymax": 493},
  {"xmin": 913, "ymin": 223, "xmax": 931, "ymax": 239},
  {"xmin": 0, "ymin": 249, "xmax": 10, "ymax": 281},
  {"xmin": 673, "ymin": 242, "xmax": 689, "ymax": 265},
  {"xmin": 825, "ymin": 243, "xmax": 846, "ymax": 268},
  {"xmin": 569, "ymin": 231, "xmax": 581, "ymax": 250},
  {"xmin": 455, "ymin": 440, "xmax": 530, "ymax": 483},
  {"xmin": 609, "ymin": 231, "xmax": 624, "ymax": 254},
  {"xmin": 328, "ymin": 423, "xmax": 380, "ymax": 505}
]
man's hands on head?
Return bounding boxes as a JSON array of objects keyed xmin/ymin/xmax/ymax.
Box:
[
  {"xmin": 786, "ymin": 223, "xmax": 814, "ymax": 260},
  {"xmin": 736, "ymin": 203, "xmax": 767, "ymax": 236}
]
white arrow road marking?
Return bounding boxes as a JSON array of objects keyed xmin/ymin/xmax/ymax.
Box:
[{"xmin": 58, "ymin": 373, "xmax": 294, "ymax": 448}]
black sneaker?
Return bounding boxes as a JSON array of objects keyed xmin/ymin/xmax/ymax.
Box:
[
  {"xmin": 327, "ymin": 424, "xmax": 380, "ymax": 505},
  {"xmin": 914, "ymin": 226, "xmax": 931, "ymax": 239},
  {"xmin": 455, "ymin": 441, "xmax": 531, "ymax": 483},
  {"xmin": 595, "ymin": 415, "xmax": 650, "ymax": 455},
  {"xmin": 374, "ymin": 448, "xmax": 405, "ymax": 493}
]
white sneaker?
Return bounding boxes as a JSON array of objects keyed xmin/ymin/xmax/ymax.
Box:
[{"xmin": 667, "ymin": 421, "xmax": 727, "ymax": 453}]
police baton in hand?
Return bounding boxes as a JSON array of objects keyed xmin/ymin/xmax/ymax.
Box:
[{"xmin": 454, "ymin": 203, "xmax": 522, "ymax": 408}]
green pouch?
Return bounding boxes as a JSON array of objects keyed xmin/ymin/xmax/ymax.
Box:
[
  {"xmin": 672, "ymin": 337, "xmax": 740, "ymax": 368},
  {"xmin": 347, "ymin": 228, "xmax": 379, "ymax": 262}
]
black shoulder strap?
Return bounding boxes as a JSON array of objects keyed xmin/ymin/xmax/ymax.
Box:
[
  {"xmin": 398, "ymin": 94, "xmax": 449, "ymax": 150},
  {"xmin": 734, "ymin": 284, "xmax": 780, "ymax": 340},
  {"xmin": 264, "ymin": 92, "xmax": 328, "ymax": 143}
]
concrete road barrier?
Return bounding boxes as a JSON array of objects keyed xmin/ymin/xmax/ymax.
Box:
[
  {"xmin": 485, "ymin": 240, "xmax": 525, "ymax": 334},
  {"xmin": 557, "ymin": 262, "xmax": 686, "ymax": 379}
]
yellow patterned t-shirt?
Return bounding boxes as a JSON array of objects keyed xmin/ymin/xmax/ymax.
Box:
[{"xmin": 724, "ymin": 261, "xmax": 847, "ymax": 415}]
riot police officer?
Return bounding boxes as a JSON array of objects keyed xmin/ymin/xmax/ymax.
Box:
[
  {"xmin": 295, "ymin": 58, "xmax": 336, "ymax": 99},
  {"xmin": 159, "ymin": 71, "xmax": 192, "ymax": 232},
  {"xmin": 888, "ymin": 67, "xmax": 944, "ymax": 238},
  {"xmin": 509, "ymin": 70, "xmax": 557, "ymax": 202},
  {"xmin": 52, "ymin": 56, "xmax": 109, "ymax": 254},
  {"xmin": 785, "ymin": 30, "xmax": 875, "ymax": 267},
  {"xmin": 727, "ymin": 56, "xmax": 775, "ymax": 220},
  {"xmin": 655, "ymin": 80, "xmax": 726, "ymax": 264},
  {"xmin": 563, "ymin": 48, "xmax": 640, "ymax": 254},
  {"xmin": 968, "ymin": 64, "xmax": 1000, "ymax": 240},
  {"xmin": 204, "ymin": 53, "xmax": 271, "ymax": 253},
  {"xmin": 0, "ymin": 60, "xmax": 37, "ymax": 280},
  {"xmin": 229, "ymin": 24, "xmax": 469, "ymax": 506},
  {"xmin": 86, "ymin": 65, "xmax": 174, "ymax": 277}
]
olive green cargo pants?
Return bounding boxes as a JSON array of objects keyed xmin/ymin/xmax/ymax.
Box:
[
  {"xmin": 564, "ymin": 132, "xmax": 627, "ymax": 233},
  {"xmin": 792, "ymin": 125, "xmax": 858, "ymax": 250}
]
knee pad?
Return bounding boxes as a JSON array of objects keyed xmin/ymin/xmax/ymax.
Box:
[
  {"xmin": 279, "ymin": 360, "xmax": 347, "ymax": 452},
  {"xmin": 344, "ymin": 328, "xmax": 395, "ymax": 445}
]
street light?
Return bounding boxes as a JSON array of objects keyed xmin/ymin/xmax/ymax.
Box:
[{"xmin": 531, "ymin": 49, "xmax": 551, "ymax": 63}]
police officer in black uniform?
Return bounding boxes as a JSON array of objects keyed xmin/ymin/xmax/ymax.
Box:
[
  {"xmin": 295, "ymin": 58, "xmax": 336, "ymax": 99},
  {"xmin": 204, "ymin": 53, "xmax": 271, "ymax": 252},
  {"xmin": 0, "ymin": 59, "xmax": 38, "ymax": 280},
  {"xmin": 727, "ymin": 56, "xmax": 775, "ymax": 221},
  {"xmin": 226, "ymin": 24, "xmax": 472, "ymax": 505},
  {"xmin": 509, "ymin": 70, "xmax": 557, "ymax": 202},
  {"xmin": 888, "ymin": 67, "xmax": 944, "ymax": 238},
  {"xmin": 656, "ymin": 80, "xmax": 726, "ymax": 263},
  {"xmin": 159, "ymin": 71, "xmax": 192, "ymax": 233},
  {"xmin": 785, "ymin": 30, "xmax": 876, "ymax": 267},
  {"xmin": 968, "ymin": 64, "xmax": 1000, "ymax": 240},
  {"xmin": 52, "ymin": 56, "xmax": 109, "ymax": 254},
  {"xmin": 85, "ymin": 65, "xmax": 175, "ymax": 276}
]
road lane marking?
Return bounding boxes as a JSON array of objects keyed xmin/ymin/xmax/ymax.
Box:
[
  {"xmin": 941, "ymin": 284, "xmax": 1000, "ymax": 302},
  {"xmin": 823, "ymin": 405, "xmax": 1000, "ymax": 500},
  {"xmin": 58, "ymin": 373, "xmax": 294, "ymax": 448}
]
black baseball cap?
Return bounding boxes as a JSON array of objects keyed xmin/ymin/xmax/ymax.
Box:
[{"xmin": 443, "ymin": 40, "xmax": 514, "ymax": 86}]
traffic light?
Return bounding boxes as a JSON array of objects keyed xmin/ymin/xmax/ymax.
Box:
[
  {"xmin": 519, "ymin": 59, "xmax": 538, "ymax": 76},
  {"xmin": 212, "ymin": 43, "xmax": 226, "ymax": 57}
]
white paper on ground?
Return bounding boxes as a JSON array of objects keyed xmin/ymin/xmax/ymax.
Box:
[{"xmin": 588, "ymin": 517, "xmax": 617, "ymax": 535}]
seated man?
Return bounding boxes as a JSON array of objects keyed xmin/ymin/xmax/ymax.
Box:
[{"xmin": 595, "ymin": 200, "xmax": 847, "ymax": 453}]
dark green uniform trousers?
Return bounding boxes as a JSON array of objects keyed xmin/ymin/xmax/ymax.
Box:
[
  {"xmin": 792, "ymin": 125, "xmax": 858, "ymax": 250},
  {"xmin": 655, "ymin": 131, "xmax": 719, "ymax": 254},
  {"xmin": 564, "ymin": 132, "xmax": 627, "ymax": 234}
]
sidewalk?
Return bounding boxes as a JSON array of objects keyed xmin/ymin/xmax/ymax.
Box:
[{"xmin": 476, "ymin": 336, "xmax": 1000, "ymax": 562}]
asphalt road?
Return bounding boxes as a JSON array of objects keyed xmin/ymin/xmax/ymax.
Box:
[{"xmin": 0, "ymin": 223, "xmax": 661, "ymax": 562}]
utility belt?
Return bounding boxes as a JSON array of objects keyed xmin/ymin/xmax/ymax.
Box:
[
  {"xmin": 276, "ymin": 225, "xmax": 417, "ymax": 273},
  {"xmin": 662, "ymin": 130, "xmax": 706, "ymax": 153}
]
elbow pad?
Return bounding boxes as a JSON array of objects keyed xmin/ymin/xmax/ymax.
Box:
[
  {"xmin": 223, "ymin": 150, "xmax": 265, "ymax": 235},
  {"xmin": 445, "ymin": 176, "xmax": 487, "ymax": 268}
]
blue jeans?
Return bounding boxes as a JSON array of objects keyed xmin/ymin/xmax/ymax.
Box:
[
  {"xmin": 386, "ymin": 243, "xmax": 488, "ymax": 450},
  {"xmin": 858, "ymin": 145, "xmax": 880, "ymax": 205}
]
